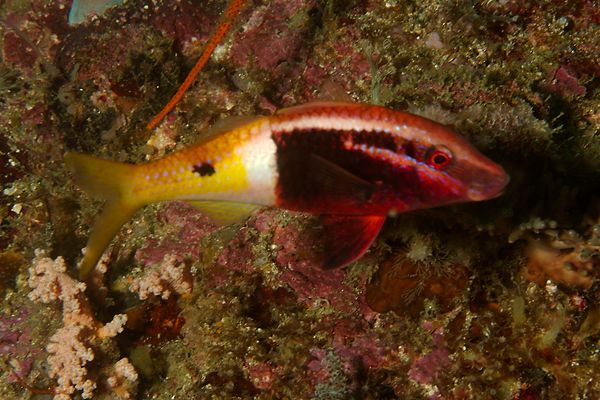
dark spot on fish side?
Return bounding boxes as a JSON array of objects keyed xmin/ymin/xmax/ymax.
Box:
[{"xmin": 193, "ymin": 162, "xmax": 215, "ymax": 176}]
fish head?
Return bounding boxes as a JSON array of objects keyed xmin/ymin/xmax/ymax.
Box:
[{"xmin": 380, "ymin": 114, "xmax": 509, "ymax": 211}]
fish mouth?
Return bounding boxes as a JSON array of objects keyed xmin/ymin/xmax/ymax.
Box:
[{"xmin": 467, "ymin": 171, "xmax": 510, "ymax": 201}]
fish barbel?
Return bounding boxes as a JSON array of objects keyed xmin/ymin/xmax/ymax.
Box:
[{"xmin": 65, "ymin": 101, "xmax": 508, "ymax": 279}]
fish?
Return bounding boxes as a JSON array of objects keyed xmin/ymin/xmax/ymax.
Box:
[
  {"xmin": 68, "ymin": 0, "xmax": 124, "ymax": 25},
  {"xmin": 65, "ymin": 101, "xmax": 509, "ymax": 279}
]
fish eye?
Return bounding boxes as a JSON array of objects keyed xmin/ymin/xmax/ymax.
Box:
[{"xmin": 426, "ymin": 147, "xmax": 453, "ymax": 169}]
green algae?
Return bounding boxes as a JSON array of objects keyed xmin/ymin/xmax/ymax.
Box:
[{"xmin": 312, "ymin": 350, "xmax": 350, "ymax": 400}]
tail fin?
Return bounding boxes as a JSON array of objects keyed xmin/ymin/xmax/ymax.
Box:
[{"xmin": 65, "ymin": 152, "xmax": 142, "ymax": 279}]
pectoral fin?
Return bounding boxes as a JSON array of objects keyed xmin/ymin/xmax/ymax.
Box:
[
  {"xmin": 319, "ymin": 215, "xmax": 386, "ymax": 269},
  {"xmin": 308, "ymin": 153, "xmax": 375, "ymax": 203},
  {"xmin": 186, "ymin": 200, "xmax": 260, "ymax": 225}
]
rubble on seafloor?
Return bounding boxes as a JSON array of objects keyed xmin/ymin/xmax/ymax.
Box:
[{"xmin": 1, "ymin": 0, "xmax": 600, "ymax": 398}]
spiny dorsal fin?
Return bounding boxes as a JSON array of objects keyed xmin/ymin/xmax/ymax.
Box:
[
  {"xmin": 276, "ymin": 101, "xmax": 364, "ymax": 115},
  {"xmin": 194, "ymin": 115, "xmax": 262, "ymax": 144}
]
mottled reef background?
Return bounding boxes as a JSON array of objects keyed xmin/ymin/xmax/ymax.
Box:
[{"xmin": 1, "ymin": 0, "xmax": 600, "ymax": 399}]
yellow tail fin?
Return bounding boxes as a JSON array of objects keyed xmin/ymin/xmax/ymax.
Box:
[{"xmin": 65, "ymin": 152, "xmax": 141, "ymax": 279}]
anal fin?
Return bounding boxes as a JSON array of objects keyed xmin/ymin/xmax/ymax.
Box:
[
  {"xmin": 186, "ymin": 200, "xmax": 260, "ymax": 225},
  {"xmin": 319, "ymin": 215, "xmax": 386, "ymax": 269}
]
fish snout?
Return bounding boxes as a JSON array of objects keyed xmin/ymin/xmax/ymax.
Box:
[{"xmin": 466, "ymin": 166, "xmax": 509, "ymax": 201}]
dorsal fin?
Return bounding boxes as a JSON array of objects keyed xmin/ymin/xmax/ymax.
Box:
[
  {"xmin": 276, "ymin": 101, "xmax": 361, "ymax": 116},
  {"xmin": 194, "ymin": 115, "xmax": 262, "ymax": 145}
]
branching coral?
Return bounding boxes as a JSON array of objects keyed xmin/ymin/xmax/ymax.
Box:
[
  {"xmin": 129, "ymin": 253, "xmax": 192, "ymax": 300},
  {"xmin": 28, "ymin": 250, "xmax": 136, "ymax": 399},
  {"xmin": 107, "ymin": 358, "xmax": 139, "ymax": 399}
]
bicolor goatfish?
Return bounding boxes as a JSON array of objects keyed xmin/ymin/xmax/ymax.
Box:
[{"xmin": 65, "ymin": 101, "xmax": 509, "ymax": 279}]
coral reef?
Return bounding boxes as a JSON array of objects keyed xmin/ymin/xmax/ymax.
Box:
[
  {"xmin": 106, "ymin": 358, "xmax": 138, "ymax": 399},
  {"xmin": 129, "ymin": 254, "xmax": 192, "ymax": 300},
  {"xmin": 28, "ymin": 250, "xmax": 134, "ymax": 399},
  {"xmin": 0, "ymin": 0, "xmax": 600, "ymax": 398}
]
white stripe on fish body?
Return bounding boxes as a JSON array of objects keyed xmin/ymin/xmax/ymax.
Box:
[
  {"xmin": 270, "ymin": 111, "xmax": 431, "ymax": 145},
  {"xmin": 234, "ymin": 121, "xmax": 278, "ymax": 205}
]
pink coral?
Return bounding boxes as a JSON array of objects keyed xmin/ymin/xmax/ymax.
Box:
[
  {"xmin": 107, "ymin": 358, "xmax": 138, "ymax": 399},
  {"xmin": 129, "ymin": 254, "xmax": 192, "ymax": 300},
  {"xmin": 28, "ymin": 250, "xmax": 133, "ymax": 399},
  {"xmin": 28, "ymin": 250, "xmax": 90, "ymax": 320},
  {"xmin": 46, "ymin": 325, "xmax": 96, "ymax": 399},
  {"xmin": 97, "ymin": 314, "xmax": 128, "ymax": 339},
  {"xmin": 524, "ymin": 240, "xmax": 594, "ymax": 289}
]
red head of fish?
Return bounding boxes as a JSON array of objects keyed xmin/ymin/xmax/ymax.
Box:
[{"xmin": 377, "ymin": 110, "xmax": 509, "ymax": 213}]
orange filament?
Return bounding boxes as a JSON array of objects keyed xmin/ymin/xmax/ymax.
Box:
[{"xmin": 146, "ymin": 0, "xmax": 246, "ymax": 131}]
